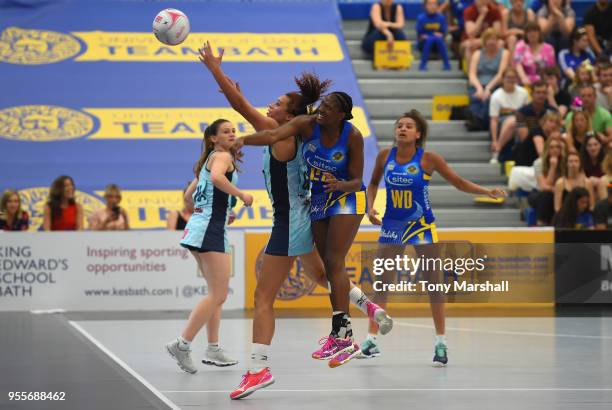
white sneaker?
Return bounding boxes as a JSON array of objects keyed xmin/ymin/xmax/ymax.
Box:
[
  {"xmin": 165, "ymin": 339, "xmax": 197, "ymax": 374},
  {"xmin": 489, "ymin": 152, "xmax": 499, "ymax": 164},
  {"xmin": 202, "ymin": 347, "xmax": 239, "ymax": 367}
]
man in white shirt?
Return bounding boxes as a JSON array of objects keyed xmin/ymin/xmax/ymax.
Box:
[{"xmin": 489, "ymin": 67, "xmax": 531, "ymax": 164}]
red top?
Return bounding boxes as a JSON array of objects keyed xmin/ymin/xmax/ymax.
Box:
[
  {"xmin": 51, "ymin": 203, "xmax": 78, "ymax": 231},
  {"xmin": 463, "ymin": 4, "xmax": 502, "ymax": 40}
]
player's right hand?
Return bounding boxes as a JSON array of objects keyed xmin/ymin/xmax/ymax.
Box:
[
  {"xmin": 368, "ymin": 209, "xmax": 382, "ymax": 225},
  {"xmin": 198, "ymin": 41, "xmax": 224, "ymax": 70},
  {"xmin": 240, "ymin": 192, "xmax": 254, "ymax": 207}
]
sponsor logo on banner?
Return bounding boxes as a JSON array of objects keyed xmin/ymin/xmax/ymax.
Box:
[
  {"xmin": 255, "ymin": 249, "xmax": 316, "ymax": 300},
  {"xmin": 0, "ymin": 106, "xmax": 371, "ymax": 141},
  {"xmin": 0, "ymin": 28, "xmax": 343, "ymax": 64},
  {"xmin": 0, "ymin": 27, "xmax": 81, "ymax": 64},
  {"xmin": 19, "ymin": 188, "xmax": 104, "ymax": 231},
  {"xmin": 0, "ymin": 106, "xmax": 95, "ymax": 141}
]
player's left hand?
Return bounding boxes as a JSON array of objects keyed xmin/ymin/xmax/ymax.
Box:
[
  {"xmin": 323, "ymin": 173, "xmax": 343, "ymax": 193},
  {"xmin": 488, "ymin": 188, "xmax": 507, "ymax": 198},
  {"xmin": 198, "ymin": 41, "xmax": 224, "ymax": 70}
]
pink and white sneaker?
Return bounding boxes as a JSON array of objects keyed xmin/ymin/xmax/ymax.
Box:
[
  {"xmin": 328, "ymin": 342, "xmax": 360, "ymax": 368},
  {"xmin": 312, "ymin": 336, "xmax": 357, "ymax": 363},
  {"xmin": 230, "ymin": 367, "xmax": 275, "ymax": 400},
  {"xmin": 366, "ymin": 302, "xmax": 393, "ymax": 335}
]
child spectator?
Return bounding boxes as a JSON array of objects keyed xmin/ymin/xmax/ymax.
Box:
[
  {"xmin": 567, "ymin": 62, "xmax": 597, "ymax": 99},
  {"xmin": 462, "ymin": 0, "xmax": 502, "ymax": 64},
  {"xmin": 558, "ymin": 27, "xmax": 596, "ymax": 86},
  {"xmin": 554, "ymin": 152, "xmax": 595, "ymax": 214},
  {"xmin": 361, "ymin": 0, "xmax": 407, "ymax": 55},
  {"xmin": 43, "ymin": 175, "xmax": 83, "ymax": 231},
  {"xmin": 0, "ymin": 189, "xmax": 29, "ymax": 231},
  {"xmin": 537, "ymin": 0, "xmax": 575, "ymax": 52},
  {"xmin": 584, "ymin": 0, "xmax": 612, "ymax": 58},
  {"xmin": 489, "ymin": 67, "xmax": 531, "ymax": 163},
  {"xmin": 501, "ymin": 0, "xmax": 536, "ymax": 55},
  {"xmin": 417, "ymin": 0, "xmax": 452, "ymax": 70},
  {"xmin": 467, "ymin": 28, "xmax": 510, "ymax": 130},
  {"xmin": 513, "ymin": 21, "xmax": 556, "ymax": 86},
  {"xmin": 554, "ymin": 187, "xmax": 594, "ymax": 229},
  {"xmin": 528, "ymin": 136, "xmax": 566, "ymax": 225},
  {"xmin": 89, "ymin": 184, "xmax": 130, "ymax": 231}
]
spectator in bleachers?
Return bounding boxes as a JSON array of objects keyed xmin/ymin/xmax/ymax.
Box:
[
  {"xmin": 529, "ymin": 136, "xmax": 566, "ymax": 225},
  {"xmin": 515, "ymin": 110, "xmax": 562, "ymax": 166},
  {"xmin": 558, "ymin": 27, "xmax": 596, "ymax": 86},
  {"xmin": 0, "ymin": 189, "xmax": 29, "ymax": 231},
  {"xmin": 537, "ymin": 0, "xmax": 575, "ymax": 52},
  {"xmin": 594, "ymin": 181, "xmax": 612, "ymax": 229},
  {"xmin": 497, "ymin": 0, "xmax": 534, "ymax": 10},
  {"xmin": 501, "ymin": 0, "xmax": 536, "ymax": 55},
  {"xmin": 584, "ymin": 0, "xmax": 612, "ymax": 58},
  {"xmin": 567, "ymin": 62, "xmax": 597, "ymax": 99},
  {"xmin": 581, "ymin": 134, "xmax": 606, "ymax": 191},
  {"xmin": 462, "ymin": 0, "xmax": 502, "ymax": 64},
  {"xmin": 167, "ymin": 183, "xmax": 193, "ymax": 231},
  {"xmin": 564, "ymin": 110, "xmax": 593, "ymax": 152},
  {"xmin": 516, "ymin": 79, "xmax": 557, "ymax": 134},
  {"xmin": 467, "ymin": 28, "xmax": 509, "ymax": 130},
  {"xmin": 595, "ymin": 62, "xmax": 612, "ymax": 110},
  {"xmin": 89, "ymin": 184, "xmax": 130, "ymax": 231},
  {"xmin": 542, "ymin": 66, "xmax": 571, "ymax": 117},
  {"xmin": 554, "ymin": 152, "xmax": 595, "ymax": 214},
  {"xmin": 441, "ymin": 0, "xmax": 474, "ymax": 58},
  {"xmin": 513, "ymin": 22, "xmax": 556, "ymax": 87},
  {"xmin": 361, "ymin": 0, "xmax": 407, "ymax": 55},
  {"xmin": 554, "ymin": 187, "xmax": 594, "ymax": 229},
  {"xmin": 489, "ymin": 67, "xmax": 530, "ymax": 163},
  {"xmin": 417, "ymin": 0, "xmax": 452, "ymax": 71},
  {"xmin": 43, "ymin": 175, "xmax": 83, "ymax": 231},
  {"xmin": 565, "ymin": 85, "xmax": 612, "ymax": 145}
]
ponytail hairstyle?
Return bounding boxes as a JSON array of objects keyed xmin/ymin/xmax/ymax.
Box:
[
  {"xmin": 396, "ymin": 109, "xmax": 429, "ymax": 148},
  {"xmin": 555, "ymin": 186, "xmax": 590, "ymax": 229},
  {"xmin": 285, "ymin": 72, "xmax": 332, "ymax": 116},
  {"xmin": 193, "ymin": 118, "xmax": 230, "ymax": 177}
]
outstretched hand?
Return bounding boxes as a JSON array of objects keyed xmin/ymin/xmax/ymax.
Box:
[
  {"xmin": 488, "ymin": 188, "xmax": 507, "ymax": 199},
  {"xmin": 198, "ymin": 41, "xmax": 224, "ymax": 71}
]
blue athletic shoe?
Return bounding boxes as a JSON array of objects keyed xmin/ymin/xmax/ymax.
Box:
[
  {"xmin": 433, "ymin": 342, "xmax": 448, "ymax": 367},
  {"xmin": 357, "ymin": 338, "xmax": 381, "ymax": 359}
]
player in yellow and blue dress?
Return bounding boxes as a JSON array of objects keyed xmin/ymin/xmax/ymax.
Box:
[{"xmin": 362, "ymin": 109, "xmax": 506, "ymax": 366}]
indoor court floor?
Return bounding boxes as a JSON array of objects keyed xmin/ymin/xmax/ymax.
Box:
[{"xmin": 2, "ymin": 311, "xmax": 612, "ymax": 409}]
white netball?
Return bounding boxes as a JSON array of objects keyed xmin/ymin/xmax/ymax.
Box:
[{"xmin": 152, "ymin": 8, "xmax": 190, "ymax": 46}]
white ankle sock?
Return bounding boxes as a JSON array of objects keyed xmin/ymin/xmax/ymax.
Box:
[
  {"xmin": 349, "ymin": 286, "xmax": 370, "ymax": 315},
  {"xmin": 178, "ymin": 336, "xmax": 191, "ymax": 350},
  {"xmin": 250, "ymin": 343, "xmax": 270, "ymax": 373},
  {"xmin": 207, "ymin": 342, "xmax": 219, "ymax": 351},
  {"xmin": 435, "ymin": 335, "xmax": 447, "ymax": 346}
]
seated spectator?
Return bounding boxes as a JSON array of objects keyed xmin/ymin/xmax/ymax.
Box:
[
  {"xmin": 516, "ymin": 79, "xmax": 557, "ymax": 134},
  {"xmin": 89, "ymin": 184, "xmax": 130, "ymax": 231},
  {"xmin": 501, "ymin": 0, "xmax": 536, "ymax": 55},
  {"xmin": 564, "ymin": 110, "xmax": 593, "ymax": 152},
  {"xmin": 594, "ymin": 181, "xmax": 612, "ymax": 229},
  {"xmin": 0, "ymin": 189, "xmax": 29, "ymax": 231},
  {"xmin": 513, "ymin": 22, "xmax": 556, "ymax": 86},
  {"xmin": 528, "ymin": 136, "xmax": 566, "ymax": 225},
  {"xmin": 417, "ymin": 0, "xmax": 452, "ymax": 71},
  {"xmin": 584, "ymin": 0, "xmax": 612, "ymax": 58},
  {"xmin": 489, "ymin": 67, "xmax": 531, "ymax": 163},
  {"xmin": 43, "ymin": 176, "xmax": 83, "ymax": 231},
  {"xmin": 597, "ymin": 147, "xmax": 612, "ymax": 200},
  {"xmin": 537, "ymin": 0, "xmax": 575, "ymax": 52},
  {"xmin": 565, "ymin": 85, "xmax": 612, "ymax": 145},
  {"xmin": 595, "ymin": 62, "xmax": 612, "ymax": 110},
  {"xmin": 497, "ymin": 0, "xmax": 534, "ymax": 10},
  {"xmin": 462, "ymin": 0, "xmax": 502, "ymax": 64},
  {"xmin": 441, "ymin": 0, "xmax": 474, "ymax": 58},
  {"xmin": 541, "ymin": 66, "xmax": 571, "ymax": 117},
  {"xmin": 554, "ymin": 187, "xmax": 594, "ymax": 229},
  {"xmin": 580, "ymin": 134, "xmax": 606, "ymax": 191},
  {"xmin": 466, "ymin": 28, "xmax": 510, "ymax": 129},
  {"xmin": 167, "ymin": 184, "xmax": 194, "ymax": 231},
  {"xmin": 515, "ymin": 110, "xmax": 562, "ymax": 166},
  {"xmin": 558, "ymin": 27, "xmax": 596, "ymax": 86},
  {"xmin": 554, "ymin": 152, "xmax": 595, "ymax": 214},
  {"xmin": 361, "ymin": 0, "xmax": 407, "ymax": 55},
  {"xmin": 567, "ymin": 62, "xmax": 597, "ymax": 99}
]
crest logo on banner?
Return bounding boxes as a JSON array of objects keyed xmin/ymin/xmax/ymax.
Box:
[
  {"xmin": 19, "ymin": 187, "xmax": 104, "ymax": 230},
  {"xmin": 0, "ymin": 27, "xmax": 81, "ymax": 64},
  {"xmin": 0, "ymin": 105, "xmax": 95, "ymax": 141}
]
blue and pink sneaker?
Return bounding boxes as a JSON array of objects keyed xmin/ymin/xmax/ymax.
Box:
[{"xmin": 312, "ymin": 336, "xmax": 360, "ymax": 367}]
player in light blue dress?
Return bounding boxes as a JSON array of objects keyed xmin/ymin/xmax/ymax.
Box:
[
  {"xmin": 166, "ymin": 119, "xmax": 253, "ymax": 374},
  {"xmin": 364, "ymin": 109, "xmax": 506, "ymax": 366}
]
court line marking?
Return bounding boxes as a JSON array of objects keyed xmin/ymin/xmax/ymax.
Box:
[
  {"xmin": 395, "ymin": 321, "xmax": 612, "ymax": 340},
  {"xmin": 160, "ymin": 388, "xmax": 612, "ymax": 393},
  {"xmin": 69, "ymin": 321, "xmax": 180, "ymax": 410}
]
